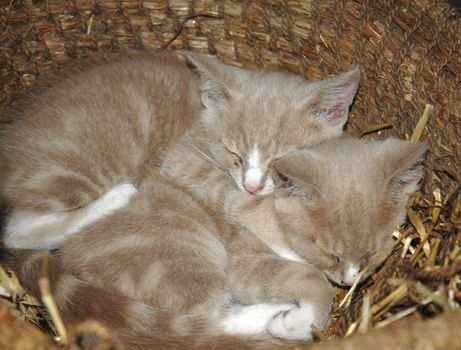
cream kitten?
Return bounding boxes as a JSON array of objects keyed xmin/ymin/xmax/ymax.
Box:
[
  {"xmin": 1, "ymin": 51, "xmax": 360, "ymax": 251},
  {"xmin": 1, "ymin": 137, "xmax": 427, "ymax": 349},
  {"xmin": 226, "ymin": 137, "xmax": 427, "ymax": 340},
  {"xmin": 160, "ymin": 54, "xmax": 360, "ymax": 203},
  {"xmin": 1, "ymin": 52, "xmax": 201, "ymax": 249}
]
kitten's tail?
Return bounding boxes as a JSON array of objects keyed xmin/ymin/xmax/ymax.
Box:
[{"xmin": 0, "ymin": 249, "xmax": 279, "ymax": 350}]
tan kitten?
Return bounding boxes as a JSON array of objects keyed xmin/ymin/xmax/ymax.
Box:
[
  {"xmin": 271, "ymin": 138, "xmax": 428, "ymax": 285},
  {"xmin": 1, "ymin": 138, "xmax": 427, "ymax": 349},
  {"xmin": 1, "ymin": 52, "xmax": 360, "ymax": 251},
  {"xmin": 226, "ymin": 137, "xmax": 427, "ymax": 340},
  {"xmin": 160, "ymin": 54, "xmax": 360, "ymax": 204},
  {"xmin": 1, "ymin": 52, "xmax": 201, "ymax": 249}
]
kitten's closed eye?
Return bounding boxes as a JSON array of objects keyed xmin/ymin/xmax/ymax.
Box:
[
  {"xmin": 224, "ymin": 147, "xmax": 243, "ymax": 167},
  {"xmin": 330, "ymin": 254, "xmax": 341, "ymax": 268}
]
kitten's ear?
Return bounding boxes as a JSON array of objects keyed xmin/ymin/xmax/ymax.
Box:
[
  {"xmin": 305, "ymin": 66, "xmax": 360, "ymax": 132},
  {"xmin": 272, "ymin": 152, "xmax": 319, "ymax": 202},
  {"xmin": 379, "ymin": 139, "xmax": 428, "ymax": 196},
  {"xmin": 187, "ymin": 52, "xmax": 235, "ymax": 108}
]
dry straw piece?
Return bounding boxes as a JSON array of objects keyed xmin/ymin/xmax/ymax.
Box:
[{"xmin": 0, "ymin": 0, "xmax": 460, "ymax": 349}]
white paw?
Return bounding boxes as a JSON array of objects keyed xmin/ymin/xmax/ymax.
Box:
[
  {"xmin": 222, "ymin": 302, "xmax": 296, "ymax": 336},
  {"xmin": 267, "ymin": 303, "xmax": 315, "ymax": 341},
  {"xmin": 98, "ymin": 183, "xmax": 137, "ymax": 211}
]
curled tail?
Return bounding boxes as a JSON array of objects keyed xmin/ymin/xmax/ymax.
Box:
[{"xmin": 0, "ymin": 249, "xmax": 279, "ymax": 350}]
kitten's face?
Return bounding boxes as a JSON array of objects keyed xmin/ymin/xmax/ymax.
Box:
[
  {"xmin": 273, "ymin": 138, "xmax": 427, "ymax": 286},
  {"xmin": 204, "ymin": 82, "xmax": 337, "ymax": 196},
  {"xmin": 188, "ymin": 53, "xmax": 360, "ymax": 195},
  {"xmin": 275, "ymin": 189, "xmax": 400, "ymax": 286}
]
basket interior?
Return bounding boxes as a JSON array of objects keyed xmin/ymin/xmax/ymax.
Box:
[{"xmin": 0, "ymin": 0, "xmax": 460, "ymax": 349}]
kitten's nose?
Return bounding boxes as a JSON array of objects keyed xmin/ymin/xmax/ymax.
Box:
[
  {"xmin": 243, "ymin": 183, "xmax": 264, "ymax": 194},
  {"xmin": 244, "ymin": 168, "xmax": 264, "ymax": 194}
]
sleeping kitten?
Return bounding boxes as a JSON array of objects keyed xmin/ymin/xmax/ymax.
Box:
[
  {"xmin": 159, "ymin": 54, "xmax": 360, "ymax": 204},
  {"xmin": 1, "ymin": 52, "xmax": 360, "ymax": 250},
  {"xmin": 230, "ymin": 137, "xmax": 428, "ymax": 285},
  {"xmin": 1, "ymin": 52, "xmax": 202, "ymax": 249},
  {"xmin": 226, "ymin": 137, "xmax": 427, "ymax": 340},
  {"xmin": 1, "ymin": 137, "xmax": 427, "ymax": 349}
]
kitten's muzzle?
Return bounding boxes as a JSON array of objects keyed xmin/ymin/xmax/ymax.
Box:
[
  {"xmin": 342, "ymin": 263, "xmax": 360, "ymax": 286},
  {"xmin": 243, "ymin": 183, "xmax": 264, "ymax": 194},
  {"xmin": 243, "ymin": 168, "xmax": 265, "ymax": 194}
]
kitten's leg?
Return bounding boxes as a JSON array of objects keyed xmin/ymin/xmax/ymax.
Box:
[
  {"xmin": 4, "ymin": 183, "xmax": 137, "ymax": 250},
  {"xmin": 58, "ymin": 178, "xmax": 231, "ymax": 324},
  {"xmin": 221, "ymin": 302, "xmax": 295, "ymax": 336},
  {"xmin": 223, "ymin": 191, "xmax": 301, "ymax": 261},
  {"xmin": 227, "ymin": 253, "xmax": 333, "ymax": 341},
  {"xmin": 267, "ymin": 300, "xmax": 318, "ymax": 341}
]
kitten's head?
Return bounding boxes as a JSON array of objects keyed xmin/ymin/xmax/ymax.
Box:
[
  {"xmin": 272, "ymin": 138, "xmax": 428, "ymax": 286},
  {"xmin": 188, "ymin": 53, "xmax": 360, "ymax": 195}
]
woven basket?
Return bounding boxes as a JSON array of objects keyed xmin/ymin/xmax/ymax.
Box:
[{"xmin": 0, "ymin": 1, "xmax": 460, "ymax": 349}]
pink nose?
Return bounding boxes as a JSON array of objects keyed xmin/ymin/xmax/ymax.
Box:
[{"xmin": 244, "ymin": 183, "xmax": 264, "ymax": 194}]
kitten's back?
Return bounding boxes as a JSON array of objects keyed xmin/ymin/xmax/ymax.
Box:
[
  {"xmin": 1, "ymin": 52, "xmax": 201, "ymax": 212},
  {"xmin": 0, "ymin": 52, "xmax": 202, "ymax": 249}
]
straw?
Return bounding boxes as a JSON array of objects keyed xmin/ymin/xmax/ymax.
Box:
[
  {"xmin": 38, "ymin": 252, "xmax": 68, "ymax": 346},
  {"xmin": 410, "ymin": 104, "xmax": 434, "ymax": 142},
  {"xmin": 0, "ymin": 0, "xmax": 460, "ymax": 348}
]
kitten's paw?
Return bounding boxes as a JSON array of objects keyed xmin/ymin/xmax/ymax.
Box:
[
  {"xmin": 99, "ymin": 183, "xmax": 137, "ymax": 211},
  {"xmin": 267, "ymin": 303, "xmax": 315, "ymax": 341},
  {"xmin": 222, "ymin": 302, "xmax": 296, "ymax": 336}
]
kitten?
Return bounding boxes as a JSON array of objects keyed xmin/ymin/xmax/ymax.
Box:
[
  {"xmin": 1, "ymin": 52, "xmax": 201, "ymax": 249},
  {"xmin": 1, "ymin": 137, "xmax": 427, "ymax": 349},
  {"xmin": 1, "ymin": 52, "xmax": 360, "ymax": 250},
  {"xmin": 226, "ymin": 137, "xmax": 427, "ymax": 340},
  {"xmin": 159, "ymin": 54, "xmax": 360, "ymax": 204}
]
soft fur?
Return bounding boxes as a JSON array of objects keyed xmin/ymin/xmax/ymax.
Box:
[
  {"xmin": 1, "ymin": 137, "xmax": 426, "ymax": 349},
  {"xmin": 1, "ymin": 51, "xmax": 359, "ymax": 250},
  {"xmin": 0, "ymin": 52, "xmax": 398, "ymax": 348}
]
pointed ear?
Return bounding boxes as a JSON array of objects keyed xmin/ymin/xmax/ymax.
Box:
[
  {"xmin": 379, "ymin": 139, "xmax": 428, "ymax": 196},
  {"xmin": 272, "ymin": 151, "xmax": 320, "ymax": 202},
  {"xmin": 306, "ymin": 66, "xmax": 360, "ymax": 132},
  {"xmin": 187, "ymin": 52, "xmax": 235, "ymax": 108}
]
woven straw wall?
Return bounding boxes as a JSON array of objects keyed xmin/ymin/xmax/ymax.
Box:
[
  {"xmin": 0, "ymin": 1, "xmax": 460, "ymax": 349},
  {"xmin": 1, "ymin": 0, "xmax": 460, "ymax": 193}
]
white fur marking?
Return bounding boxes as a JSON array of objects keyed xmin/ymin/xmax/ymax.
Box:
[
  {"xmin": 267, "ymin": 302, "xmax": 316, "ymax": 341},
  {"xmin": 4, "ymin": 183, "xmax": 137, "ymax": 249},
  {"xmin": 276, "ymin": 249, "xmax": 305, "ymax": 263},
  {"xmin": 244, "ymin": 147, "xmax": 263, "ymax": 188},
  {"xmin": 222, "ymin": 303, "xmax": 295, "ymax": 335},
  {"xmin": 248, "ymin": 146, "xmax": 261, "ymax": 169},
  {"xmin": 69, "ymin": 183, "xmax": 137, "ymax": 235},
  {"xmin": 262, "ymin": 241, "xmax": 305, "ymax": 263},
  {"xmin": 344, "ymin": 263, "xmax": 360, "ymax": 286},
  {"xmin": 5, "ymin": 211, "xmax": 62, "ymax": 244}
]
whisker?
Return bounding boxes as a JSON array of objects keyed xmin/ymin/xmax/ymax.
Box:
[
  {"xmin": 186, "ymin": 141, "xmax": 232, "ymax": 178},
  {"xmin": 186, "ymin": 137, "xmax": 214, "ymax": 142}
]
